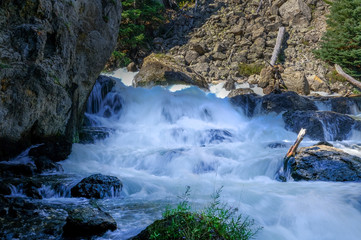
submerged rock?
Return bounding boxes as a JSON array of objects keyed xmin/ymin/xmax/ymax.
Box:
[
  {"xmin": 63, "ymin": 207, "xmax": 117, "ymax": 238},
  {"xmin": 0, "ymin": 0, "xmax": 121, "ymax": 160},
  {"xmin": 283, "ymin": 110, "xmax": 359, "ymax": 141},
  {"xmin": 71, "ymin": 174, "xmax": 122, "ymax": 199},
  {"xmin": 281, "ymin": 144, "xmax": 361, "ymax": 181}
]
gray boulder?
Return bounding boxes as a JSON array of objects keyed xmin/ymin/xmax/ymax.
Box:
[
  {"xmin": 281, "ymin": 144, "xmax": 361, "ymax": 181},
  {"xmin": 0, "ymin": 0, "xmax": 121, "ymax": 160},
  {"xmin": 279, "ymin": 0, "xmax": 312, "ymax": 26},
  {"xmin": 71, "ymin": 174, "xmax": 122, "ymax": 199}
]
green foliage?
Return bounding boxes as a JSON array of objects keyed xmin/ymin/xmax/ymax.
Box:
[
  {"xmin": 118, "ymin": 0, "xmax": 164, "ymax": 50},
  {"xmin": 147, "ymin": 186, "xmax": 261, "ymax": 240},
  {"xmin": 112, "ymin": 50, "xmax": 132, "ymax": 66},
  {"xmin": 239, "ymin": 63, "xmax": 264, "ymax": 76},
  {"xmin": 314, "ymin": 0, "xmax": 361, "ymax": 78},
  {"xmin": 326, "ymin": 69, "xmax": 347, "ymax": 83}
]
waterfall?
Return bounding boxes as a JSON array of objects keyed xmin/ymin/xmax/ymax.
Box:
[{"xmin": 60, "ymin": 70, "xmax": 361, "ymax": 240}]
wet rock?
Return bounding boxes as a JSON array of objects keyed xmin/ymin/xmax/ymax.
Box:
[
  {"xmin": 71, "ymin": 174, "xmax": 122, "ymax": 199},
  {"xmin": 282, "ymin": 110, "xmax": 358, "ymax": 141},
  {"xmin": 86, "ymin": 75, "xmax": 117, "ymax": 114},
  {"xmin": 79, "ymin": 127, "xmax": 114, "ymax": 144},
  {"xmin": 0, "ymin": 0, "xmax": 122, "ymax": 160},
  {"xmin": 261, "ymin": 91, "xmax": 317, "ymax": 114},
  {"xmin": 28, "ymin": 140, "xmax": 72, "ymax": 162},
  {"xmin": 63, "ymin": 207, "xmax": 117, "ymax": 238},
  {"xmin": 34, "ymin": 156, "xmax": 63, "ymax": 174},
  {"xmin": 134, "ymin": 53, "xmax": 208, "ymax": 89},
  {"xmin": 230, "ymin": 93, "xmax": 260, "ymax": 117},
  {"xmin": 0, "ymin": 183, "xmax": 11, "ymax": 195},
  {"xmin": 282, "ymin": 144, "xmax": 361, "ymax": 181},
  {"xmin": 0, "ymin": 163, "xmax": 35, "ymax": 178},
  {"xmin": 23, "ymin": 181, "xmax": 42, "ymax": 199}
]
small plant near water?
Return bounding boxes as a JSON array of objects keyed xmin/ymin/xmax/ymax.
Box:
[
  {"xmin": 146, "ymin": 186, "xmax": 261, "ymax": 240},
  {"xmin": 238, "ymin": 63, "xmax": 264, "ymax": 76}
]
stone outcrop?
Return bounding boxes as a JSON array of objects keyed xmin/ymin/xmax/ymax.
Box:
[
  {"xmin": 282, "ymin": 110, "xmax": 360, "ymax": 141},
  {"xmin": 63, "ymin": 206, "xmax": 117, "ymax": 238},
  {"xmin": 280, "ymin": 144, "xmax": 361, "ymax": 181},
  {"xmin": 71, "ymin": 174, "xmax": 123, "ymax": 199},
  {"xmin": 0, "ymin": 0, "xmax": 122, "ymax": 160},
  {"xmin": 133, "ymin": 53, "xmax": 208, "ymax": 89}
]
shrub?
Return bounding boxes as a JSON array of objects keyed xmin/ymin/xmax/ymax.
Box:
[
  {"xmin": 136, "ymin": 186, "xmax": 261, "ymax": 240},
  {"xmin": 314, "ymin": 0, "xmax": 361, "ymax": 78},
  {"xmin": 238, "ymin": 63, "xmax": 264, "ymax": 76}
]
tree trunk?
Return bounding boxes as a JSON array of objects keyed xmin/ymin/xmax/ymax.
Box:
[
  {"xmin": 335, "ymin": 64, "xmax": 361, "ymax": 89},
  {"xmin": 270, "ymin": 27, "xmax": 285, "ymax": 66},
  {"xmin": 284, "ymin": 128, "xmax": 306, "ymax": 161}
]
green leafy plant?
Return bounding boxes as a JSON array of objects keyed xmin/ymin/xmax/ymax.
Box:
[
  {"xmin": 314, "ymin": 0, "xmax": 361, "ymax": 78},
  {"xmin": 239, "ymin": 63, "xmax": 264, "ymax": 76},
  {"xmin": 143, "ymin": 186, "xmax": 261, "ymax": 240}
]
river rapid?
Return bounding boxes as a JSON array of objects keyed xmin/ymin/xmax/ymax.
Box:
[{"xmin": 60, "ymin": 69, "xmax": 361, "ymax": 240}]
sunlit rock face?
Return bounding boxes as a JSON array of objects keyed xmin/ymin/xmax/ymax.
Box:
[{"xmin": 0, "ymin": 0, "xmax": 121, "ymax": 160}]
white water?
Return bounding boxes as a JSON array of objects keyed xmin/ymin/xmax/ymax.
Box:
[{"xmin": 61, "ymin": 70, "xmax": 361, "ymax": 240}]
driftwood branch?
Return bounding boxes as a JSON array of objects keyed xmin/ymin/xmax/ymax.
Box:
[
  {"xmin": 284, "ymin": 128, "xmax": 306, "ymax": 160},
  {"xmin": 335, "ymin": 64, "xmax": 361, "ymax": 89},
  {"xmin": 256, "ymin": 0, "xmax": 263, "ymax": 13},
  {"xmin": 270, "ymin": 27, "xmax": 285, "ymax": 66}
]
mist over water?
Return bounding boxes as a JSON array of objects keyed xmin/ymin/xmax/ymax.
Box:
[{"xmin": 61, "ymin": 72, "xmax": 361, "ymax": 240}]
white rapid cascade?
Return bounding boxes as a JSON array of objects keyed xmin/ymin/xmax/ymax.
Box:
[{"xmin": 61, "ymin": 71, "xmax": 361, "ymax": 240}]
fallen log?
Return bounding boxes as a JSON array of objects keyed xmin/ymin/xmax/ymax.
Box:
[
  {"xmin": 284, "ymin": 128, "xmax": 306, "ymax": 161},
  {"xmin": 270, "ymin": 27, "xmax": 285, "ymax": 66},
  {"xmin": 335, "ymin": 64, "xmax": 361, "ymax": 90}
]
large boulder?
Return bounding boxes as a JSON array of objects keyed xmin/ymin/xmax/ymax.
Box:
[
  {"xmin": 279, "ymin": 0, "xmax": 312, "ymax": 26},
  {"xmin": 281, "ymin": 144, "xmax": 361, "ymax": 181},
  {"xmin": 282, "ymin": 70, "xmax": 310, "ymax": 95},
  {"xmin": 261, "ymin": 91, "xmax": 317, "ymax": 114},
  {"xmin": 0, "ymin": 0, "xmax": 122, "ymax": 160},
  {"xmin": 283, "ymin": 110, "xmax": 359, "ymax": 141},
  {"xmin": 63, "ymin": 207, "xmax": 117, "ymax": 238},
  {"xmin": 134, "ymin": 53, "xmax": 208, "ymax": 89},
  {"xmin": 71, "ymin": 174, "xmax": 122, "ymax": 199}
]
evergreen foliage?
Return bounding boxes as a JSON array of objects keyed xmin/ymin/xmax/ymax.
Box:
[
  {"xmin": 315, "ymin": 0, "xmax": 361, "ymax": 78},
  {"xmin": 113, "ymin": 0, "xmax": 164, "ymax": 67},
  {"xmin": 143, "ymin": 187, "xmax": 261, "ymax": 240}
]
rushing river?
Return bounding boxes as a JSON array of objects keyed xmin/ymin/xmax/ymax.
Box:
[{"xmin": 61, "ymin": 69, "xmax": 361, "ymax": 240}]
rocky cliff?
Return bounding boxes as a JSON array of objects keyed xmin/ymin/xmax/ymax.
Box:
[{"xmin": 0, "ymin": 0, "xmax": 121, "ymax": 160}]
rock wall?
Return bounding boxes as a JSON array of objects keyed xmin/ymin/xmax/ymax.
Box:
[{"xmin": 0, "ymin": 0, "xmax": 121, "ymax": 160}]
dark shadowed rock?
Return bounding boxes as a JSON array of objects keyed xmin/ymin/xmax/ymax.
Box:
[
  {"xmin": 0, "ymin": 0, "xmax": 121, "ymax": 160},
  {"xmin": 230, "ymin": 93, "xmax": 260, "ymax": 117},
  {"xmin": 71, "ymin": 174, "xmax": 122, "ymax": 199},
  {"xmin": 0, "ymin": 163, "xmax": 35, "ymax": 178},
  {"xmin": 29, "ymin": 141, "xmax": 72, "ymax": 162},
  {"xmin": 79, "ymin": 127, "xmax": 114, "ymax": 144},
  {"xmin": 34, "ymin": 156, "xmax": 63, "ymax": 174},
  {"xmin": 261, "ymin": 92, "xmax": 317, "ymax": 114},
  {"xmin": 0, "ymin": 183, "xmax": 11, "ymax": 195},
  {"xmin": 63, "ymin": 207, "xmax": 117, "ymax": 238},
  {"xmin": 283, "ymin": 110, "xmax": 358, "ymax": 141},
  {"xmin": 281, "ymin": 144, "xmax": 361, "ymax": 181}
]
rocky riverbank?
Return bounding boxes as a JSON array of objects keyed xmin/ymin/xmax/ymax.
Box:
[{"xmin": 129, "ymin": 0, "xmax": 357, "ymax": 95}]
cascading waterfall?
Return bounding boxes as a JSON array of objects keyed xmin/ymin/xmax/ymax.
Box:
[{"xmin": 60, "ymin": 71, "xmax": 361, "ymax": 240}]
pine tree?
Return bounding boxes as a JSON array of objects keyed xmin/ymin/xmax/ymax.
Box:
[{"xmin": 315, "ymin": 0, "xmax": 361, "ymax": 78}]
